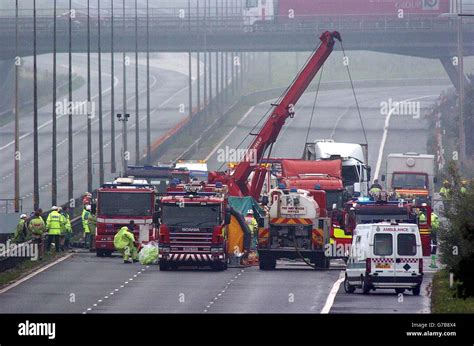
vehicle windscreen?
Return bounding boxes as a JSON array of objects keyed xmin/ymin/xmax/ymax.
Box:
[
  {"xmin": 162, "ymin": 204, "xmax": 220, "ymax": 227},
  {"xmin": 392, "ymin": 173, "xmax": 427, "ymax": 189},
  {"xmin": 397, "ymin": 233, "xmax": 417, "ymax": 256},
  {"xmin": 98, "ymin": 192, "xmax": 152, "ymax": 217},
  {"xmin": 172, "ymin": 173, "xmax": 190, "ymax": 184},
  {"xmin": 150, "ymin": 178, "xmax": 170, "ymax": 194},
  {"xmin": 326, "ymin": 191, "xmax": 343, "ymax": 211},
  {"xmin": 374, "ymin": 233, "xmax": 393, "ymax": 256}
]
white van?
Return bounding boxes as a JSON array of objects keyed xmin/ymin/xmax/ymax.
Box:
[{"xmin": 344, "ymin": 223, "xmax": 423, "ymax": 295}]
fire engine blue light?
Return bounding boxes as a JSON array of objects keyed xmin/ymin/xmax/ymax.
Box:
[
  {"xmin": 215, "ymin": 182, "xmax": 223, "ymax": 188},
  {"xmin": 357, "ymin": 197, "xmax": 371, "ymax": 203},
  {"xmin": 278, "ymin": 183, "xmax": 286, "ymax": 189},
  {"xmin": 290, "ymin": 188, "xmax": 298, "ymax": 193},
  {"xmin": 314, "ymin": 184, "xmax": 321, "ymax": 190}
]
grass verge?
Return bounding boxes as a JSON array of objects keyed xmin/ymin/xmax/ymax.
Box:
[
  {"xmin": 431, "ymin": 270, "xmax": 474, "ymax": 313},
  {"xmin": 0, "ymin": 251, "xmax": 70, "ymax": 289}
]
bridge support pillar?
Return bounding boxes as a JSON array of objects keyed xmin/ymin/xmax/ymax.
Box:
[
  {"xmin": 439, "ymin": 57, "xmax": 468, "ymax": 92},
  {"xmin": 0, "ymin": 59, "xmax": 14, "ymax": 111}
]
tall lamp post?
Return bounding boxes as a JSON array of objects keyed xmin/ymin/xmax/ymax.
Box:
[{"xmin": 117, "ymin": 113, "xmax": 130, "ymax": 173}]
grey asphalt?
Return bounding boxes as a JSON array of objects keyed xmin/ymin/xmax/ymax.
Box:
[
  {"xmin": 0, "ymin": 83, "xmax": 447, "ymax": 314},
  {"xmin": 202, "ymin": 84, "xmax": 447, "ymax": 313},
  {"xmin": 0, "ymin": 52, "xmax": 217, "ymax": 215}
]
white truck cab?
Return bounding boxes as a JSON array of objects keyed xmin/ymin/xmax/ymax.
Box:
[{"xmin": 344, "ymin": 222, "xmax": 423, "ymax": 295}]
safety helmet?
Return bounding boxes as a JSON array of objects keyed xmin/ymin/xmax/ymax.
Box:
[
  {"xmin": 85, "ymin": 205, "xmax": 92, "ymax": 211},
  {"xmin": 462, "ymin": 180, "xmax": 468, "ymax": 186},
  {"xmin": 247, "ymin": 209, "xmax": 254, "ymax": 215},
  {"xmin": 443, "ymin": 180, "xmax": 449, "ymax": 185},
  {"xmin": 20, "ymin": 214, "xmax": 27, "ymax": 219},
  {"xmin": 51, "ymin": 206, "xmax": 58, "ymax": 210}
]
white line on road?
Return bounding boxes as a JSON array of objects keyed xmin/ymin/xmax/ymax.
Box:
[
  {"xmin": 0, "ymin": 253, "xmax": 73, "ymax": 295},
  {"xmin": 320, "ymin": 271, "xmax": 345, "ymax": 314},
  {"xmin": 204, "ymin": 106, "xmax": 255, "ymax": 162},
  {"xmin": 372, "ymin": 95, "xmax": 438, "ymax": 181}
]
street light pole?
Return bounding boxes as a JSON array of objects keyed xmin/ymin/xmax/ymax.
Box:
[
  {"xmin": 146, "ymin": 0, "xmax": 151, "ymax": 164},
  {"xmin": 135, "ymin": 0, "xmax": 140, "ymax": 165},
  {"xmin": 14, "ymin": 0, "xmax": 20, "ymax": 212},
  {"xmin": 111, "ymin": 0, "xmax": 116, "ymax": 173},
  {"xmin": 122, "ymin": 0, "xmax": 128, "ymax": 171},
  {"xmin": 33, "ymin": 0, "xmax": 39, "ymax": 211},
  {"xmin": 87, "ymin": 0, "xmax": 92, "ymax": 192},
  {"xmin": 68, "ymin": 0, "xmax": 74, "ymax": 207},
  {"xmin": 457, "ymin": 0, "xmax": 466, "ymax": 166},
  {"xmin": 117, "ymin": 113, "xmax": 130, "ymax": 173},
  {"xmin": 98, "ymin": 0, "xmax": 104, "ymax": 185},
  {"xmin": 188, "ymin": 0, "xmax": 193, "ymax": 117}
]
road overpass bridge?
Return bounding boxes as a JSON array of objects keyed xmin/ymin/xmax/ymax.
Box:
[{"xmin": 1, "ymin": 10, "xmax": 473, "ymax": 87}]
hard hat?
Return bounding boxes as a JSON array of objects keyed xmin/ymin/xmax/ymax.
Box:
[
  {"xmin": 51, "ymin": 206, "xmax": 58, "ymax": 210},
  {"xmin": 462, "ymin": 180, "xmax": 468, "ymax": 185},
  {"xmin": 443, "ymin": 180, "xmax": 449, "ymax": 185},
  {"xmin": 20, "ymin": 214, "xmax": 27, "ymax": 219},
  {"xmin": 85, "ymin": 205, "xmax": 91, "ymax": 211},
  {"xmin": 247, "ymin": 209, "xmax": 254, "ymax": 215}
]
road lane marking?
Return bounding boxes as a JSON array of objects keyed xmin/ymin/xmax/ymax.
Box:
[
  {"xmin": 320, "ymin": 271, "xmax": 345, "ymax": 314},
  {"xmin": 0, "ymin": 253, "xmax": 73, "ymax": 295},
  {"xmin": 373, "ymin": 95, "xmax": 438, "ymax": 180},
  {"xmin": 203, "ymin": 269, "xmax": 246, "ymax": 313},
  {"xmin": 204, "ymin": 106, "xmax": 255, "ymax": 162}
]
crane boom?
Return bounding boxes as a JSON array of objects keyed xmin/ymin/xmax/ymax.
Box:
[{"xmin": 209, "ymin": 31, "xmax": 341, "ymax": 197}]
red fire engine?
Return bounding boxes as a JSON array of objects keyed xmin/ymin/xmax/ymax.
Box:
[
  {"xmin": 157, "ymin": 182, "xmax": 231, "ymax": 271},
  {"xmin": 95, "ymin": 178, "xmax": 157, "ymax": 257}
]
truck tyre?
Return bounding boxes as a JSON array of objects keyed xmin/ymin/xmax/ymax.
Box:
[
  {"xmin": 395, "ymin": 288, "xmax": 405, "ymax": 294},
  {"xmin": 210, "ymin": 260, "xmax": 226, "ymax": 271},
  {"xmin": 96, "ymin": 249, "xmax": 107, "ymax": 257},
  {"xmin": 259, "ymin": 256, "xmax": 276, "ymax": 270},
  {"xmin": 412, "ymin": 285, "xmax": 421, "ymax": 296},
  {"xmin": 361, "ymin": 276, "xmax": 371, "ymax": 294},
  {"xmin": 344, "ymin": 276, "xmax": 356, "ymax": 294},
  {"xmin": 159, "ymin": 261, "xmax": 169, "ymax": 271},
  {"xmin": 313, "ymin": 255, "xmax": 330, "ymax": 270}
]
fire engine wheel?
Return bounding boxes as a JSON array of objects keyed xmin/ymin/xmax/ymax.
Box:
[
  {"xmin": 361, "ymin": 276, "xmax": 371, "ymax": 295},
  {"xmin": 412, "ymin": 285, "xmax": 421, "ymax": 296},
  {"xmin": 159, "ymin": 261, "xmax": 169, "ymax": 271},
  {"xmin": 344, "ymin": 276, "xmax": 356, "ymax": 294},
  {"xmin": 210, "ymin": 261, "xmax": 226, "ymax": 271},
  {"xmin": 96, "ymin": 250, "xmax": 111, "ymax": 257},
  {"xmin": 395, "ymin": 288, "xmax": 406, "ymax": 294},
  {"xmin": 259, "ymin": 257, "xmax": 276, "ymax": 270}
]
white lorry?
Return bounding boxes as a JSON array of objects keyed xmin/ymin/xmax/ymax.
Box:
[
  {"xmin": 344, "ymin": 222, "xmax": 423, "ymax": 295},
  {"xmin": 303, "ymin": 140, "xmax": 371, "ymax": 197},
  {"xmin": 382, "ymin": 153, "xmax": 436, "ymax": 200}
]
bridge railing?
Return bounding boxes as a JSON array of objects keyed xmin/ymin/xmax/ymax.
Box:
[{"xmin": 1, "ymin": 12, "xmax": 473, "ymax": 36}]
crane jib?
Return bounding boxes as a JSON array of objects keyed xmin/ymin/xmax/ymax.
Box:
[{"xmin": 210, "ymin": 31, "xmax": 342, "ymax": 198}]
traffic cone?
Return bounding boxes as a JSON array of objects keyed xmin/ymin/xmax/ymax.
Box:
[{"xmin": 429, "ymin": 254, "xmax": 438, "ymax": 269}]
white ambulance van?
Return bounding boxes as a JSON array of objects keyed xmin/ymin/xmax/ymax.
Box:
[{"xmin": 344, "ymin": 222, "xmax": 423, "ymax": 295}]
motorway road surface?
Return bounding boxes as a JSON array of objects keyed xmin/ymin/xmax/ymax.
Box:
[
  {"xmin": 0, "ymin": 83, "xmax": 445, "ymax": 313},
  {"xmin": 0, "ymin": 252, "xmax": 436, "ymax": 314},
  {"xmin": 0, "ymin": 51, "xmax": 216, "ymax": 214}
]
